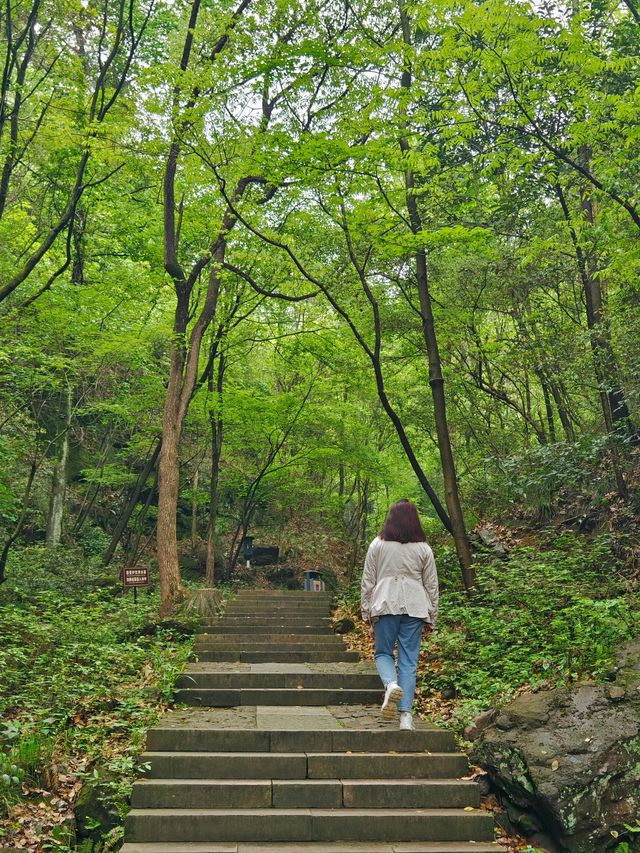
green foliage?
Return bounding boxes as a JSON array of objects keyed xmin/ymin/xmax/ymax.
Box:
[
  {"xmin": 427, "ymin": 536, "xmax": 637, "ymax": 729},
  {"xmin": 0, "ymin": 548, "xmax": 194, "ymax": 833}
]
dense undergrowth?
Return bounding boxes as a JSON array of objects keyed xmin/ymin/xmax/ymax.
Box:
[
  {"xmin": 337, "ymin": 531, "xmax": 638, "ymax": 735},
  {"xmin": 0, "ymin": 546, "xmax": 195, "ymax": 851}
]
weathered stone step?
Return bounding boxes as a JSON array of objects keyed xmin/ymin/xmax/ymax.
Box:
[
  {"xmin": 207, "ymin": 622, "xmax": 332, "ymax": 630},
  {"xmin": 192, "ymin": 651, "xmax": 359, "ymax": 663},
  {"xmin": 131, "ymin": 778, "xmax": 481, "ymax": 809},
  {"xmin": 233, "ymin": 592, "xmax": 332, "ymax": 598},
  {"xmin": 225, "ymin": 600, "xmax": 332, "ymax": 608},
  {"xmin": 146, "ymin": 728, "xmax": 456, "ymax": 754},
  {"xmin": 139, "ymin": 752, "xmax": 468, "ymax": 779},
  {"xmin": 224, "ymin": 606, "xmax": 331, "ymax": 614},
  {"xmin": 199, "ymin": 624, "xmax": 333, "ymax": 634},
  {"xmin": 229, "ymin": 595, "xmax": 334, "ymax": 610},
  {"xmin": 125, "ymin": 807, "xmax": 494, "ymax": 843},
  {"xmin": 195, "ymin": 635, "xmax": 342, "ymax": 645},
  {"xmin": 121, "ymin": 842, "xmax": 500, "ymax": 852},
  {"xmin": 223, "ymin": 607, "xmax": 331, "ymax": 614},
  {"xmin": 176, "ymin": 672, "xmax": 380, "ymax": 690},
  {"xmin": 174, "ymin": 687, "xmax": 382, "ymax": 706},
  {"xmin": 211, "ymin": 618, "xmax": 332, "ymax": 625}
]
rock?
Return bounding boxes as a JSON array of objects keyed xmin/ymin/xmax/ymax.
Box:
[
  {"xmin": 129, "ymin": 620, "xmax": 195, "ymax": 639},
  {"xmin": 475, "ymin": 524, "xmax": 509, "ymax": 557},
  {"xmin": 74, "ymin": 769, "xmax": 120, "ymax": 842},
  {"xmin": 472, "ymin": 641, "xmax": 640, "ymax": 852},
  {"xmin": 264, "ymin": 565, "xmax": 297, "ymax": 587},
  {"xmin": 465, "ymin": 708, "xmax": 498, "ymax": 741},
  {"xmin": 495, "ymin": 713, "xmax": 516, "ymax": 731},
  {"xmin": 505, "ymin": 800, "xmax": 543, "ymax": 835},
  {"xmin": 332, "ymin": 618, "xmax": 355, "ymax": 635},
  {"xmin": 252, "ymin": 545, "xmax": 280, "ymax": 566},
  {"xmin": 528, "ymin": 831, "xmax": 562, "ymax": 852}
]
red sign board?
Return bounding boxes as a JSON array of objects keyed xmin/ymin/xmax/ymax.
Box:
[{"xmin": 122, "ymin": 566, "xmax": 150, "ymax": 587}]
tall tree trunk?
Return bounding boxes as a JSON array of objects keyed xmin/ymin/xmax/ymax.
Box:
[
  {"xmin": 102, "ymin": 438, "xmax": 161, "ymax": 566},
  {"xmin": 555, "ymin": 180, "xmax": 632, "ymax": 497},
  {"xmin": 0, "ymin": 459, "xmax": 38, "ymax": 584},
  {"xmin": 206, "ymin": 353, "xmax": 225, "ymax": 586},
  {"xmin": 398, "ymin": 1, "xmax": 475, "ymax": 592},
  {"xmin": 45, "ymin": 383, "xmax": 72, "ymax": 547},
  {"xmin": 191, "ymin": 462, "xmax": 200, "ymax": 552},
  {"xmin": 537, "ymin": 369, "xmax": 556, "ymax": 443},
  {"xmin": 157, "ymin": 339, "xmax": 188, "ymax": 611},
  {"xmin": 156, "ymin": 0, "xmax": 254, "ymax": 614},
  {"xmin": 549, "ymin": 380, "xmax": 576, "ymax": 442},
  {"xmin": 128, "ymin": 471, "xmax": 157, "ymax": 564}
]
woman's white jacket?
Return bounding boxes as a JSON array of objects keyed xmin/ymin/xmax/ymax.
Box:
[{"xmin": 360, "ymin": 537, "xmax": 439, "ymax": 625}]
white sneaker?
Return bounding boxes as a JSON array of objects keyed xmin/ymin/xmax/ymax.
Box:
[
  {"xmin": 399, "ymin": 712, "xmax": 415, "ymax": 731},
  {"xmin": 381, "ymin": 682, "xmax": 403, "ymax": 719}
]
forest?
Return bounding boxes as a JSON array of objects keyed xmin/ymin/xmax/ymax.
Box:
[{"xmin": 0, "ymin": 0, "xmax": 639, "ymax": 849}]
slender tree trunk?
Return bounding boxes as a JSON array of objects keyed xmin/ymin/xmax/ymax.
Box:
[
  {"xmin": 102, "ymin": 438, "xmax": 161, "ymax": 566},
  {"xmin": 128, "ymin": 471, "xmax": 157, "ymax": 564},
  {"xmin": 549, "ymin": 380, "xmax": 576, "ymax": 442},
  {"xmin": 206, "ymin": 353, "xmax": 225, "ymax": 586},
  {"xmin": 45, "ymin": 383, "xmax": 72, "ymax": 547},
  {"xmin": 191, "ymin": 463, "xmax": 200, "ymax": 552},
  {"xmin": 398, "ymin": 1, "xmax": 475, "ymax": 591},
  {"xmin": 0, "ymin": 459, "xmax": 38, "ymax": 584},
  {"xmin": 537, "ymin": 370, "xmax": 556, "ymax": 443},
  {"xmin": 157, "ymin": 346, "xmax": 187, "ymax": 612},
  {"xmin": 555, "ymin": 181, "xmax": 632, "ymax": 497},
  {"xmin": 157, "ymin": 0, "xmax": 251, "ymax": 612}
]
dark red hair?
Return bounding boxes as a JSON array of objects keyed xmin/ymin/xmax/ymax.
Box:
[{"xmin": 380, "ymin": 499, "xmax": 426, "ymax": 543}]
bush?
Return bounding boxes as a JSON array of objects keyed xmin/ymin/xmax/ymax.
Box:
[
  {"xmin": 0, "ymin": 546, "xmax": 195, "ymax": 846},
  {"xmin": 425, "ymin": 535, "xmax": 637, "ymax": 729}
]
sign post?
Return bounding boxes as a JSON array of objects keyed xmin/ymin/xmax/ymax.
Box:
[{"xmin": 122, "ymin": 565, "xmax": 150, "ymax": 604}]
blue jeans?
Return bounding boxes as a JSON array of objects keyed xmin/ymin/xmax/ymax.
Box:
[{"xmin": 374, "ymin": 614, "xmax": 424, "ymax": 712}]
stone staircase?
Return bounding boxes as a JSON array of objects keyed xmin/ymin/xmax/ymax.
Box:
[{"xmin": 122, "ymin": 589, "xmax": 497, "ymax": 852}]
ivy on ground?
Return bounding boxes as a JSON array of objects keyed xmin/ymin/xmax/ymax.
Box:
[{"xmin": 0, "ymin": 546, "xmax": 195, "ymax": 851}]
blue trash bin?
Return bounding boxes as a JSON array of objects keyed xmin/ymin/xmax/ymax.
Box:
[{"xmin": 304, "ymin": 570, "xmax": 325, "ymax": 592}]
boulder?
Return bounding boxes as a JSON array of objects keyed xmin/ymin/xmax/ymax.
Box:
[
  {"xmin": 472, "ymin": 639, "xmax": 640, "ymax": 852},
  {"xmin": 252, "ymin": 545, "xmax": 280, "ymax": 566},
  {"xmin": 74, "ymin": 769, "xmax": 120, "ymax": 844}
]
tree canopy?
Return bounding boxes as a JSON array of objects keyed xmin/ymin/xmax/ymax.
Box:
[{"xmin": 0, "ymin": 0, "xmax": 638, "ymax": 608}]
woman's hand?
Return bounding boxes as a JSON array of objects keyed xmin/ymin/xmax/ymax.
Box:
[{"xmin": 423, "ymin": 621, "xmax": 434, "ymax": 637}]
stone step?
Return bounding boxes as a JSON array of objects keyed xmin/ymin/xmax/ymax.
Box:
[
  {"xmin": 230, "ymin": 600, "xmax": 332, "ymax": 605},
  {"xmin": 195, "ymin": 635, "xmax": 343, "ymax": 645},
  {"xmin": 146, "ymin": 728, "xmax": 456, "ymax": 754},
  {"xmin": 212, "ymin": 617, "xmax": 332, "ymax": 625},
  {"xmin": 122, "ymin": 843, "xmax": 500, "ymax": 852},
  {"xmin": 209, "ymin": 622, "xmax": 332, "ymax": 629},
  {"xmin": 175, "ymin": 672, "xmax": 380, "ymax": 690},
  {"xmin": 199, "ymin": 625, "xmax": 334, "ymax": 634},
  {"xmin": 191, "ymin": 651, "xmax": 359, "ymax": 663},
  {"xmin": 220, "ymin": 609, "xmax": 331, "ymax": 615},
  {"xmin": 125, "ymin": 807, "xmax": 494, "ymax": 843},
  {"xmin": 233, "ymin": 592, "xmax": 332, "ymax": 598},
  {"xmin": 229, "ymin": 599, "xmax": 332, "ymax": 606},
  {"xmin": 140, "ymin": 752, "xmax": 468, "ymax": 780},
  {"xmin": 224, "ymin": 605, "xmax": 331, "ymax": 612},
  {"xmin": 131, "ymin": 778, "xmax": 482, "ymax": 809},
  {"xmin": 174, "ymin": 687, "xmax": 383, "ymax": 706}
]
